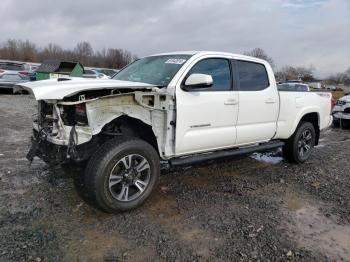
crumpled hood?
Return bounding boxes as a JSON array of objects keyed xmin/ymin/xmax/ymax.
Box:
[{"xmin": 18, "ymin": 77, "xmax": 156, "ymax": 100}]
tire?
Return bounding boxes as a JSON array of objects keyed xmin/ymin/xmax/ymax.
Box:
[
  {"xmin": 340, "ymin": 120, "xmax": 350, "ymax": 129},
  {"xmin": 332, "ymin": 119, "xmax": 340, "ymax": 128},
  {"xmin": 283, "ymin": 121, "xmax": 316, "ymax": 164},
  {"xmin": 84, "ymin": 136, "xmax": 160, "ymax": 213}
]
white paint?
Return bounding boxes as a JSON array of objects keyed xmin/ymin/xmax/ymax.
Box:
[
  {"xmin": 26, "ymin": 51, "xmax": 333, "ymax": 160},
  {"xmin": 18, "ymin": 78, "xmax": 155, "ymax": 100}
]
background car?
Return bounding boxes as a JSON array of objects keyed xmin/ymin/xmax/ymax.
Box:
[
  {"xmin": 0, "ymin": 72, "xmax": 30, "ymax": 92},
  {"xmin": 93, "ymin": 68, "xmax": 119, "ymax": 77},
  {"xmin": 278, "ymin": 82, "xmax": 310, "ymax": 92},
  {"xmin": 83, "ymin": 69, "xmax": 99, "ymax": 78},
  {"xmin": 83, "ymin": 69, "xmax": 110, "ymax": 79},
  {"xmin": 0, "ymin": 61, "xmax": 25, "ymax": 73},
  {"xmin": 332, "ymin": 94, "xmax": 350, "ymax": 128},
  {"xmin": 326, "ymin": 85, "xmax": 337, "ymax": 91}
]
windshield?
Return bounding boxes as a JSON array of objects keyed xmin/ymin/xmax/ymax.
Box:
[{"xmin": 113, "ymin": 55, "xmax": 191, "ymax": 86}]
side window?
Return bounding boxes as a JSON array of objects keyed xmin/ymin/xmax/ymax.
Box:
[
  {"xmin": 187, "ymin": 58, "xmax": 231, "ymax": 91},
  {"xmin": 237, "ymin": 61, "xmax": 269, "ymax": 91}
]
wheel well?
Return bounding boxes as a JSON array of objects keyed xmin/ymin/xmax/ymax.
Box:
[
  {"xmin": 101, "ymin": 115, "xmax": 160, "ymax": 155},
  {"xmin": 300, "ymin": 113, "xmax": 320, "ymax": 145}
]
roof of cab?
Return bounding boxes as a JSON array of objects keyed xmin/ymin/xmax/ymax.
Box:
[{"xmin": 148, "ymin": 51, "xmax": 269, "ymax": 65}]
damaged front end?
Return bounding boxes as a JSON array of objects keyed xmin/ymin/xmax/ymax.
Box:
[
  {"xmin": 24, "ymin": 87, "xmax": 175, "ymax": 166},
  {"xmin": 27, "ymin": 99, "xmax": 96, "ymax": 165}
]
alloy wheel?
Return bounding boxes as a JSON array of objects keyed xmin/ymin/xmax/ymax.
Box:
[{"xmin": 108, "ymin": 154, "xmax": 151, "ymax": 202}]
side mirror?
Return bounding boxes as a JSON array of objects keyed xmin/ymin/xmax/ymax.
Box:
[{"xmin": 183, "ymin": 74, "xmax": 213, "ymax": 90}]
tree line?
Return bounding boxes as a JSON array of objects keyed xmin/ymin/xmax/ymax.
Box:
[
  {"xmin": 245, "ymin": 48, "xmax": 315, "ymax": 82},
  {"xmin": 0, "ymin": 39, "xmax": 137, "ymax": 69},
  {"xmin": 245, "ymin": 48, "xmax": 349, "ymax": 84},
  {"xmin": 0, "ymin": 41, "xmax": 349, "ymax": 83}
]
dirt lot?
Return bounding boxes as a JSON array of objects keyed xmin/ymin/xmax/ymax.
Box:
[{"xmin": 0, "ymin": 95, "xmax": 350, "ymax": 262}]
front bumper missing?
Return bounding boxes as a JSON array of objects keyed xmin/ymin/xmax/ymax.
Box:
[
  {"xmin": 32, "ymin": 122, "xmax": 93, "ymax": 146},
  {"xmin": 26, "ymin": 129, "xmax": 71, "ymax": 164},
  {"xmin": 26, "ymin": 125, "xmax": 97, "ymax": 165}
]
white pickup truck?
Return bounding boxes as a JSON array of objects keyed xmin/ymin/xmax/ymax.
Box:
[{"xmin": 21, "ymin": 51, "xmax": 333, "ymax": 212}]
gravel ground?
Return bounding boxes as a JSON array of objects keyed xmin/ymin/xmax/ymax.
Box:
[{"xmin": 0, "ymin": 95, "xmax": 349, "ymax": 262}]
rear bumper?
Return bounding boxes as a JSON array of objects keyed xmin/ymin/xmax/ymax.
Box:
[{"xmin": 333, "ymin": 112, "xmax": 350, "ymax": 120}]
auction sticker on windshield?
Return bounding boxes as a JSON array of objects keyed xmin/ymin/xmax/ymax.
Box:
[{"xmin": 165, "ymin": 59, "xmax": 187, "ymax": 64}]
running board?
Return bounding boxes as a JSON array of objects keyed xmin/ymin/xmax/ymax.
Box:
[{"xmin": 169, "ymin": 141, "xmax": 285, "ymax": 167}]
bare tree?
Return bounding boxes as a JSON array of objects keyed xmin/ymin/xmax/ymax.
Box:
[
  {"xmin": 0, "ymin": 39, "xmax": 136, "ymax": 69},
  {"xmin": 74, "ymin": 42, "xmax": 93, "ymax": 65},
  {"xmin": 275, "ymin": 65, "xmax": 315, "ymax": 82},
  {"xmin": 244, "ymin": 48, "xmax": 275, "ymax": 68},
  {"xmin": 40, "ymin": 43, "xmax": 64, "ymax": 60},
  {"xmin": 19, "ymin": 40, "xmax": 37, "ymax": 61}
]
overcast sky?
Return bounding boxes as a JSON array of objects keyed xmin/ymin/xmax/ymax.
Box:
[{"xmin": 1, "ymin": 0, "xmax": 349, "ymax": 77}]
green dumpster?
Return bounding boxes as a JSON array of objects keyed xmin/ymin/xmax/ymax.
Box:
[{"xmin": 36, "ymin": 60, "xmax": 84, "ymax": 80}]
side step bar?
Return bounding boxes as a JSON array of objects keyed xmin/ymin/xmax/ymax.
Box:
[{"xmin": 169, "ymin": 141, "xmax": 285, "ymax": 167}]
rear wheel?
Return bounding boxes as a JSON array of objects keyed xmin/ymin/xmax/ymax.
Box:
[
  {"xmin": 283, "ymin": 122, "xmax": 316, "ymax": 163},
  {"xmin": 84, "ymin": 136, "xmax": 160, "ymax": 213}
]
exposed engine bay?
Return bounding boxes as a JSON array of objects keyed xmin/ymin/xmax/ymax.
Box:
[{"xmin": 26, "ymin": 86, "xmax": 176, "ymax": 165}]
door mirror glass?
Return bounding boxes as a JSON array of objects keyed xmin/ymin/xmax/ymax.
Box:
[{"xmin": 184, "ymin": 73, "xmax": 213, "ymax": 89}]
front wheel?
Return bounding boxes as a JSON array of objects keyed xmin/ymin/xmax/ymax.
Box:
[
  {"xmin": 84, "ymin": 137, "xmax": 160, "ymax": 213},
  {"xmin": 283, "ymin": 122, "xmax": 316, "ymax": 163}
]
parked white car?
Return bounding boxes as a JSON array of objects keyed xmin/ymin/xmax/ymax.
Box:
[
  {"xmin": 333, "ymin": 94, "xmax": 350, "ymax": 127},
  {"xmin": 309, "ymin": 82, "xmax": 322, "ymax": 90},
  {"xmin": 0, "ymin": 72, "xmax": 30, "ymax": 91},
  {"xmin": 19, "ymin": 51, "xmax": 333, "ymax": 212}
]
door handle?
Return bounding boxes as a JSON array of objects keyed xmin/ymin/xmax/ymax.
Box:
[
  {"xmin": 224, "ymin": 99, "xmax": 238, "ymax": 105},
  {"xmin": 265, "ymin": 98, "xmax": 276, "ymax": 104}
]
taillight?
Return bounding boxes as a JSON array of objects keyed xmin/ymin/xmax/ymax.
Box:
[
  {"xmin": 0, "ymin": 69, "xmax": 4, "ymax": 73},
  {"xmin": 19, "ymin": 71, "xmax": 29, "ymax": 75}
]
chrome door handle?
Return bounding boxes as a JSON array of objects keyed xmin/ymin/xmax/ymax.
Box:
[
  {"xmin": 265, "ymin": 98, "xmax": 276, "ymax": 104},
  {"xmin": 224, "ymin": 99, "xmax": 238, "ymax": 105}
]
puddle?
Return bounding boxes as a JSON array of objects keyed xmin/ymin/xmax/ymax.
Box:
[
  {"xmin": 63, "ymin": 228, "xmax": 155, "ymax": 262},
  {"xmin": 145, "ymin": 187, "xmax": 221, "ymax": 258},
  {"xmin": 286, "ymin": 196, "xmax": 304, "ymax": 211},
  {"xmin": 250, "ymin": 151, "xmax": 284, "ymax": 164},
  {"xmin": 146, "ymin": 189, "xmax": 179, "ymax": 219},
  {"xmin": 288, "ymin": 202, "xmax": 350, "ymax": 261}
]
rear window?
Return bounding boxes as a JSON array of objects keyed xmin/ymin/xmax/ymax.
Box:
[
  {"xmin": 84, "ymin": 70, "xmax": 95, "ymax": 74},
  {"xmin": 278, "ymin": 83, "xmax": 309, "ymax": 92},
  {"xmin": 0, "ymin": 63, "xmax": 25, "ymax": 71},
  {"xmin": 0, "ymin": 74, "xmax": 23, "ymax": 80},
  {"xmin": 237, "ymin": 61, "xmax": 269, "ymax": 91}
]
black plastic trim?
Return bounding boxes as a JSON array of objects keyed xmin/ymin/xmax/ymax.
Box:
[{"xmin": 169, "ymin": 141, "xmax": 284, "ymax": 166}]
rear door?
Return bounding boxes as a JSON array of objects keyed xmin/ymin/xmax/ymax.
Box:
[
  {"xmin": 175, "ymin": 57, "xmax": 239, "ymax": 155},
  {"xmin": 235, "ymin": 60, "xmax": 279, "ymax": 145}
]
